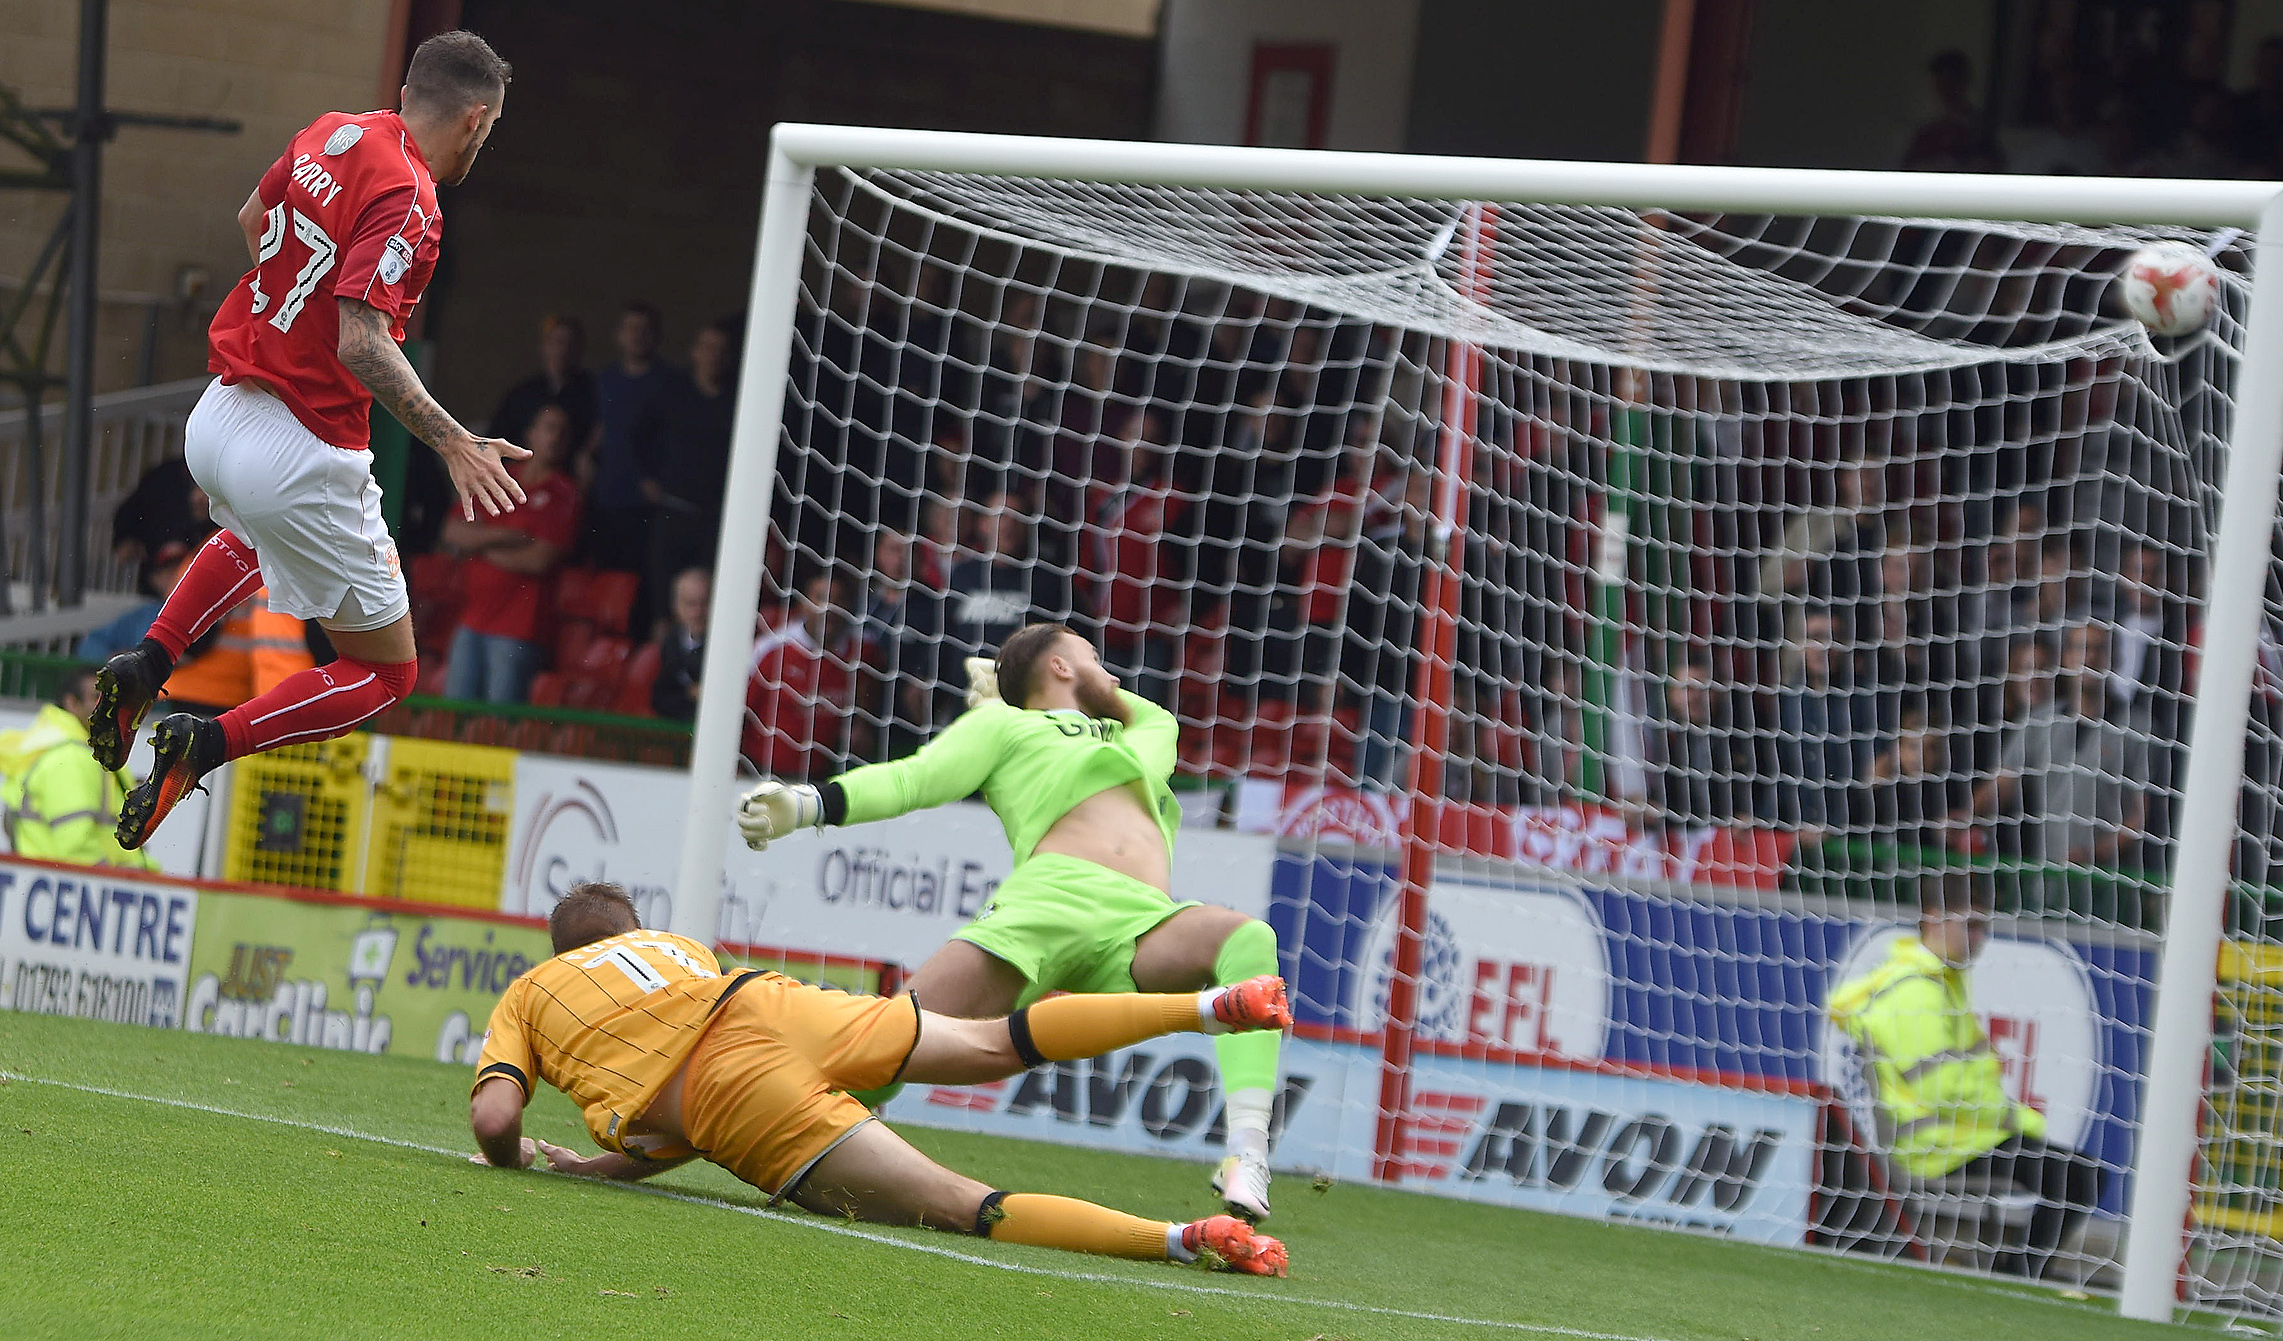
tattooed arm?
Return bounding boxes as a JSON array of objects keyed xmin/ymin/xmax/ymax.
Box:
[{"xmin": 337, "ymin": 297, "xmax": 530, "ymax": 518}]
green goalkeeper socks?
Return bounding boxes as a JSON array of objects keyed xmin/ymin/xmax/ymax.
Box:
[{"xmin": 1210, "ymin": 920, "xmax": 1283, "ymax": 1129}]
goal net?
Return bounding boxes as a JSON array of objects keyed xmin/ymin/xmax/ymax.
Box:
[{"xmin": 687, "ymin": 136, "xmax": 2283, "ymax": 1319}]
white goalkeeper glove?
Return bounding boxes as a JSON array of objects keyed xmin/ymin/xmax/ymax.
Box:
[
  {"xmin": 737, "ymin": 779, "xmax": 824, "ymax": 851},
  {"xmin": 965, "ymin": 656, "xmax": 1001, "ymax": 708}
]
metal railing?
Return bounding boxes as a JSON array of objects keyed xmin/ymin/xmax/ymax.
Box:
[{"xmin": 0, "ymin": 375, "xmax": 208, "ymax": 616}]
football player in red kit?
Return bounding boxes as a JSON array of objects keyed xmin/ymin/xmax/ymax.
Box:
[{"xmin": 91, "ymin": 31, "xmax": 525, "ymax": 848}]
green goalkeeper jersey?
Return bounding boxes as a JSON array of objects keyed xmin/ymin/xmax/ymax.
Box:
[{"xmin": 829, "ymin": 690, "xmax": 1181, "ymax": 866}]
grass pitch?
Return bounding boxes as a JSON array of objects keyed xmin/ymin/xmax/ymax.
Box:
[{"xmin": 0, "ymin": 1011, "xmax": 2200, "ymax": 1340}]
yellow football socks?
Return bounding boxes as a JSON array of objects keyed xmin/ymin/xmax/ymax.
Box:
[
  {"xmin": 1017, "ymin": 992, "xmax": 1202, "ymax": 1062},
  {"xmin": 985, "ymin": 1193, "xmax": 1175, "ymax": 1260}
]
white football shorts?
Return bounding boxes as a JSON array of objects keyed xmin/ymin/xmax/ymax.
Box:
[{"xmin": 183, "ymin": 377, "xmax": 409, "ymax": 632}]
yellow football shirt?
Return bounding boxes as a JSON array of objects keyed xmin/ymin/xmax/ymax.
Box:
[{"xmin": 473, "ymin": 929, "xmax": 749, "ymax": 1156}]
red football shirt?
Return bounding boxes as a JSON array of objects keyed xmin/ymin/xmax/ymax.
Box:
[
  {"xmin": 741, "ymin": 623, "xmax": 856, "ymax": 779},
  {"xmin": 1086, "ymin": 483, "xmax": 1190, "ymax": 646},
  {"xmin": 456, "ymin": 467, "xmax": 582, "ymax": 644},
  {"xmin": 209, "ymin": 110, "xmax": 442, "ymax": 450}
]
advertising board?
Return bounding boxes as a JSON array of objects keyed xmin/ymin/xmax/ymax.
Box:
[
  {"xmin": 1380, "ymin": 1050, "xmax": 1818, "ymax": 1244},
  {"xmin": 0, "ymin": 858, "xmax": 196, "ymax": 1028},
  {"xmin": 181, "ymin": 886, "xmax": 552, "ymax": 1063},
  {"xmin": 900, "ymin": 1034, "xmax": 1817, "ymax": 1246}
]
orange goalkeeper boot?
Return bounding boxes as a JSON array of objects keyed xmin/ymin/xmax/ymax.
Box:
[
  {"xmin": 1180, "ymin": 1214, "xmax": 1288, "ymax": 1277},
  {"xmin": 1207, "ymin": 976, "xmax": 1293, "ymax": 1034}
]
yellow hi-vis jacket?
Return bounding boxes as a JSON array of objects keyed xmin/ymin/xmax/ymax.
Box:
[
  {"xmin": 0, "ymin": 703, "xmax": 157, "ymax": 870},
  {"xmin": 1825, "ymin": 934, "xmax": 2044, "ymax": 1178}
]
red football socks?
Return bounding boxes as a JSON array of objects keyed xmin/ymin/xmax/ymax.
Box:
[
  {"xmin": 216, "ymin": 656, "xmax": 417, "ymax": 761},
  {"xmin": 146, "ymin": 529, "xmax": 263, "ymax": 662}
]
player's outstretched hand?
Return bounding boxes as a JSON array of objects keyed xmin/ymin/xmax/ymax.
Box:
[
  {"xmin": 965, "ymin": 657, "xmax": 1001, "ymax": 707},
  {"xmin": 532, "ymin": 1139, "xmax": 599, "ymax": 1176},
  {"xmin": 738, "ymin": 779, "xmax": 824, "ymax": 851},
  {"xmin": 442, "ymin": 431, "xmax": 532, "ymax": 520}
]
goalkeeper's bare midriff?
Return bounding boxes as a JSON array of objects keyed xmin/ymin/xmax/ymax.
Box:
[{"xmin": 1032, "ymin": 784, "xmax": 1172, "ymax": 893}]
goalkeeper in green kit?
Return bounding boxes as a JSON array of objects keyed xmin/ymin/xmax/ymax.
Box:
[{"xmin": 737, "ymin": 622, "xmax": 1285, "ymax": 1221}]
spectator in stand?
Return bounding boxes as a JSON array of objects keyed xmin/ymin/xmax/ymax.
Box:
[
  {"xmin": 1215, "ymin": 380, "xmax": 1305, "ymax": 699},
  {"xmin": 1957, "ymin": 511, "xmax": 2039, "ymax": 677},
  {"xmin": 586, "ymin": 302, "xmax": 681, "ymax": 590},
  {"xmin": 1965, "ymin": 632, "xmax": 2057, "ymax": 783},
  {"xmin": 0, "ymin": 666, "xmax": 154, "ymax": 870},
  {"xmin": 2027, "ymin": 532, "xmax": 2097, "ymax": 631},
  {"xmin": 972, "ymin": 290, "xmax": 1061, "ymax": 496},
  {"xmin": 1648, "ymin": 653, "xmax": 1762, "ymax": 829},
  {"xmin": 1120, "ymin": 274, "xmax": 1211, "ymax": 442},
  {"xmin": 1273, "ymin": 421, "xmax": 1394, "ymax": 713},
  {"xmin": 640, "ymin": 316, "xmax": 741, "ymax": 636},
  {"xmin": 2104, "ymin": 541, "xmax": 2185, "ymax": 875},
  {"xmin": 1902, "ymin": 49, "xmax": 2005, "ymax": 172},
  {"xmin": 488, "ymin": 314, "xmax": 596, "ymax": 451},
  {"xmin": 808, "ymin": 260, "xmax": 927, "ymax": 549},
  {"xmin": 2105, "ymin": 539, "xmax": 2185, "ymax": 723},
  {"xmin": 110, "ymin": 457, "xmax": 216, "ymax": 596},
  {"xmin": 1758, "ymin": 454, "xmax": 1883, "ymax": 646},
  {"xmin": 1969, "ymin": 621, "xmax": 2149, "ymax": 881},
  {"xmin": 650, "ymin": 566, "xmax": 710, "ymax": 723},
  {"xmin": 1872, "ymin": 534, "xmax": 1945, "ymax": 681},
  {"xmin": 1341, "ymin": 468, "xmax": 1429, "ymax": 792},
  {"xmin": 940, "ymin": 494, "xmax": 1072, "ymax": 708},
  {"xmin": 1774, "ymin": 606, "xmax": 1884, "ymax": 838},
  {"xmin": 743, "ymin": 569, "xmax": 864, "ymax": 778},
  {"xmin": 1086, "ymin": 410, "xmax": 1193, "ymax": 707},
  {"xmin": 915, "ymin": 494, "xmax": 962, "ymax": 591},
  {"xmin": 78, "ymin": 540, "xmax": 195, "ymax": 664},
  {"xmin": 854, "ymin": 529, "xmax": 941, "ymax": 758},
  {"xmin": 440, "ymin": 403, "xmax": 584, "ymax": 704},
  {"xmin": 1037, "ymin": 327, "xmax": 1123, "ymax": 570},
  {"xmin": 1868, "ymin": 705, "xmax": 1974, "ymax": 857}
]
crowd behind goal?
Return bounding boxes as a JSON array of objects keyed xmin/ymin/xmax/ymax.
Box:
[{"xmin": 226, "ymin": 252, "xmax": 2210, "ymax": 930}]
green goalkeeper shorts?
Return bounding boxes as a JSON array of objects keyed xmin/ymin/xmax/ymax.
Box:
[{"xmin": 952, "ymin": 853, "xmax": 1201, "ymax": 1006}]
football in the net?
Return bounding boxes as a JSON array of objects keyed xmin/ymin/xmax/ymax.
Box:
[{"xmin": 2117, "ymin": 242, "xmax": 2221, "ymax": 336}]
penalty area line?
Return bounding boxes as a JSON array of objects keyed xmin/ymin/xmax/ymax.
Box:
[{"xmin": 3, "ymin": 1071, "xmax": 1667, "ymax": 1341}]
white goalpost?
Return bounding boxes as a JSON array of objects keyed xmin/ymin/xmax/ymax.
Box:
[{"xmin": 670, "ymin": 123, "xmax": 2283, "ymax": 1325}]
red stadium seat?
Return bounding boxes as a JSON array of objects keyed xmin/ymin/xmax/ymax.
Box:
[
  {"xmin": 408, "ymin": 553, "xmax": 464, "ymax": 655},
  {"xmin": 551, "ymin": 567, "xmax": 595, "ymax": 621},
  {"xmin": 527, "ymin": 672, "xmax": 568, "ymax": 707},
  {"xmin": 614, "ymin": 641, "xmax": 663, "ymax": 717},
  {"xmin": 577, "ymin": 635, "xmax": 633, "ymax": 679},
  {"xmin": 579, "ymin": 571, "xmax": 640, "ymax": 636},
  {"xmin": 1244, "ymin": 698, "xmax": 1296, "ymax": 775},
  {"xmin": 552, "ymin": 619, "xmax": 595, "ymax": 672},
  {"xmin": 564, "ymin": 675, "xmax": 618, "ymax": 710},
  {"xmin": 416, "ymin": 659, "xmax": 449, "ymax": 697}
]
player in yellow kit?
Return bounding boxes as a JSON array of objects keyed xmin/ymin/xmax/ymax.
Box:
[{"xmin": 469, "ymin": 882, "xmax": 1290, "ymax": 1275}]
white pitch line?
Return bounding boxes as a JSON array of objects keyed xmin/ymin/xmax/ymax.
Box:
[{"xmin": 4, "ymin": 1071, "xmax": 1670, "ymax": 1341}]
